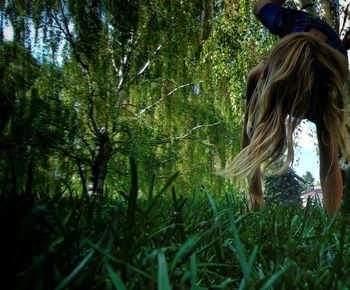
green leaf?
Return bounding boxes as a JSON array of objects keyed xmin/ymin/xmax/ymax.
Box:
[
  {"xmin": 190, "ymin": 254, "xmax": 198, "ymax": 290},
  {"xmin": 55, "ymin": 249, "xmax": 95, "ymax": 290},
  {"xmin": 226, "ymin": 194, "xmax": 250, "ymax": 281},
  {"xmin": 158, "ymin": 250, "xmax": 172, "ymax": 290},
  {"xmin": 204, "ymin": 189, "xmax": 225, "ymax": 263},
  {"xmin": 104, "ymin": 262, "xmax": 127, "ymax": 290},
  {"xmin": 171, "ymin": 234, "xmax": 201, "ymax": 270},
  {"xmin": 146, "ymin": 171, "xmax": 180, "ymax": 215},
  {"xmin": 260, "ymin": 262, "xmax": 291, "ymax": 290}
]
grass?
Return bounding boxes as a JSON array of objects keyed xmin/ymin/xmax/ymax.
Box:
[{"xmin": 4, "ymin": 165, "xmax": 350, "ymax": 289}]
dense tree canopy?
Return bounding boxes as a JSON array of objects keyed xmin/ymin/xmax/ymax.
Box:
[{"xmin": 0, "ymin": 0, "xmax": 348, "ymax": 198}]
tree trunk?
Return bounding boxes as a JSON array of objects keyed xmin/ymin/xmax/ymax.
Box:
[
  {"xmin": 90, "ymin": 132, "xmax": 112, "ymax": 197},
  {"xmin": 294, "ymin": 0, "xmax": 318, "ymax": 16},
  {"xmin": 24, "ymin": 156, "xmax": 34, "ymax": 198},
  {"xmin": 319, "ymin": 0, "xmax": 335, "ymax": 28},
  {"xmin": 295, "ymin": 0, "xmax": 339, "ymax": 31}
]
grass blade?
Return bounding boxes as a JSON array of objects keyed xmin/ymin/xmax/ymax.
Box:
[
  {"xmin": 260, "ymin": 262, "xmax": 291, "ymax": 290},
  {"xmin": 226, "ymin": 194, "xmax": 250, "ymax": 281},
  {"xmin": 190, "ymin": 254, "xmax": 197, "ymax": 290},
  {"xmin": 122, "ymin": 157, "xmax": 139, "ymax": 262},
  {"xmin": 247, "ymin": 246, "xmax": 258, "ymax": 274},
  {"xmin": 55, "ymin": 249, "xmax": 95, "ymax": 290},
  {"xmin": 171, "ymin": 234, "xmax": 201, "ymax": 270},
  {"xmin": 204, "ymin": 189, "xmax": 225, "ymax": 263},
  {"xmin": 146, "ymin": 172, "xmax": 179, "ymax": 214},
  {"xmin": 158, "ymin": 250, "xmax": 172, "ymax": 290},
  {"xmin": 104, "ymin": 262, "xmax": 127, "ymax": 290}
]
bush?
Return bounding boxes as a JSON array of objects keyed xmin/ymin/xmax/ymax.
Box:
[{"xmin": 264, "ymin": 167, "xmax": 303, "ymax": 205}]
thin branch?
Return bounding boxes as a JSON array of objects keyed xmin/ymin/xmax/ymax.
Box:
[
  {"xmin": 47, "ymin": 1, "xmax": 74, "ymax": 48},
  {"xmin": 110, "ymin": 35, "xmax": 140, "ymax": 123},
  {"xmin": 76, "ymin": 158, "xmax": 90, "ymax": 200},
  {"xmin": 58, "ymin": 0, "xmax": 75, "ymax": 47},
  {"xmin": 87, "ymin": 91, "xmax": 100, "ymax": 136},
  {"xmin": 174, "ymin": 122, "xmax": 221, "ymax": 141},
  {"xmin": 81, "ymin": 137, "xmax": 95, "ymax": 158},
  {"xmin": 137, "ymin": 60, "xmax": 150, "ymax": 77},
  {"xmin": 340, "ymin": 3, "xmax": 350, "ymax": 35},
  {"xmin": 48, "ymin": 0, "xmax": 89, "ymax": 72},
  {"xmin": 128, "ymin": 43, "xmax": 163, "ymax": 86},
  {"xmin": 113, "ymin": 32, "xmax": 139, "ymax": 95},
  {"xmin": 136, "ymin": 81, "xmax": 202, "ymax": 117},
  {"xmin": 151, "ymin": 122, "xmax": 221, "ymax": 145}
]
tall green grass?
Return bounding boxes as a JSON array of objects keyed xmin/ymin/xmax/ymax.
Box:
[{"xmin": 4, "ymin": 162, "xmax": 350, "ymax": 289}]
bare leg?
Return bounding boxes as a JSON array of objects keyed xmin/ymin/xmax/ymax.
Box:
[
  {"xmin": 316, "ymin": 122, "xmax": 343, "ymax": 217},
  {"xmin": 243, "ymin": 63, "xmax": 265, "ymax": 208}
]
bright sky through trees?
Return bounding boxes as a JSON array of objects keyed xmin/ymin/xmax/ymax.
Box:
[
  {"xmin": 3, "ymin": 26, "xmax": 13, "ymax": 40},
  {"xmin": 294, "ymin": 121, "xmax": 319, "ymax": 183}
]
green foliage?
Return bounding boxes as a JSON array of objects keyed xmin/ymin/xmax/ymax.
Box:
[
  {"xmin": 302, "ymin": 171, "xmax": 315, "ymax": 191},
  {"xmin": 0, "ymin": 41, "xmax": 68, "ymax": 195},
  {"xmin": 2, "ymin": 0, "xmax": 270, "ymax": 196}
]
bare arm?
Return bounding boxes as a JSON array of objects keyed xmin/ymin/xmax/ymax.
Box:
[{"xmin": 254, "ymin": 0, "xmax": 286, "ymax": 17}]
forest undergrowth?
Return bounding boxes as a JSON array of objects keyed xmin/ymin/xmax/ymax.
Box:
[{"xmin": 5, "ymin": 160, "xmax": 350, "ymax": 290}]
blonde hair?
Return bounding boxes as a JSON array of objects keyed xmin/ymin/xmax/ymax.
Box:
[{"xmin": 223, "ymin": 32, "xmax": 350, "ymax": 179}]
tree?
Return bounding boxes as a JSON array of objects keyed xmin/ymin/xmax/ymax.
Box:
[
  {"xmin": 302, "ymin": 171, "xmax": 315, "ymax": 191},
  {"xmin": 1, "ymin": 0, "xmax": 238, "ymax": 197},
  {"xmin": 1, "ymin": 0, "xmax": 348, "ymax": 200},
  {"xmin": 264, "ymin": 167, "xmax": 303, "ymax": 205}
]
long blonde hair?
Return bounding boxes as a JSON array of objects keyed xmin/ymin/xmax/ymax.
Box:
[{"xmin": 223, "ymin": 32, "xmax": 350, "ymax": 179}]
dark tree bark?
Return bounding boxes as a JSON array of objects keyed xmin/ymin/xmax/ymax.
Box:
[{"xmin": 90, "ymin": 132, "xmax": 112, "ymax": 197}]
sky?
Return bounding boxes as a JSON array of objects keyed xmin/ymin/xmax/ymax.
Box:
[
  {"xmin": 293, "ymin": 121, "xmax": 320, "ymax": 183},
  {"xmin": 3, "ymin": 26, "xmax": 13, "ymax": 39}
]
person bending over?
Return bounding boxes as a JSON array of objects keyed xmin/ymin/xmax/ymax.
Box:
[{"xmin": 222, "ymin": 0, "xmax": 350, "ymax": 217}]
